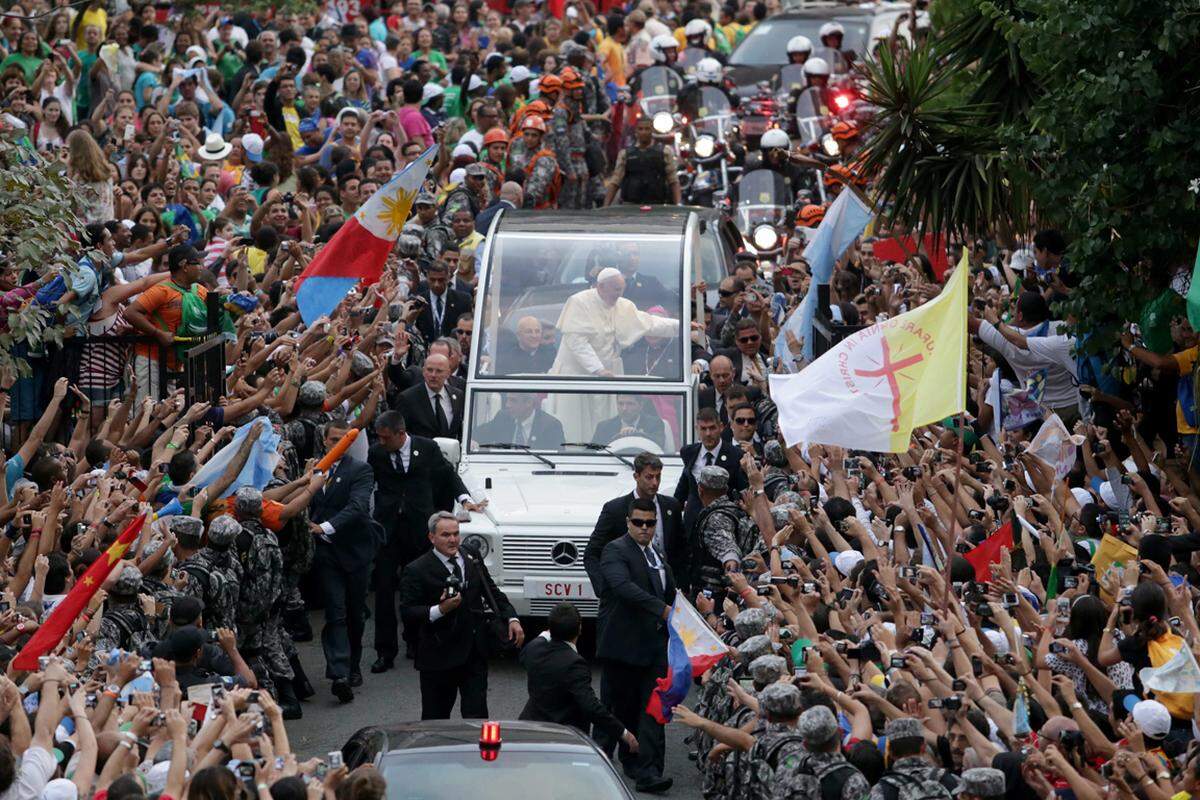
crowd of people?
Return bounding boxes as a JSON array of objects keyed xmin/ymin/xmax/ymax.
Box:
[{"xmin": 0, "ymin": 1, "xmax": 1198, "ymax": 800}]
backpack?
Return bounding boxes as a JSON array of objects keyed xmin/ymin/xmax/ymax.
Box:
[
  {"xmin": 153, "ymin": 281, "xmax": 210, "ymax": 360},
  {"xmin": 879, "ymin": 768, "xmax": 955, "ymax": 800},
  {"xmin": 748, "ymin": 732, "xmax": 807, "ymax": 800},
  {"xmin": 815, "ymin": 759, "xmax": 866, "ymax": 800}
]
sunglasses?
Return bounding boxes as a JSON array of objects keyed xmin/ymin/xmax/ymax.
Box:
[
  {"xmin": 733, "ymin": 417, "xmax": 757, "ymax": 425},
  {"xmin": 453, "ymin": 328, "xmax": 472, "ymax": 336},
  {"xmin": 629, "ymin": 518, "xmax": 657, "ymax": 528},
  {"xmin": 737, "ymin": 335, "xmax": 760, "ymax": 344},
  {"xmin": 718, "ymin": 289, "xmax": 737, "ymax": 297}
]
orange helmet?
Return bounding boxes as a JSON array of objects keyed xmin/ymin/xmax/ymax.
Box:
[
  {"xmin": 824, "ymin": 163, "xmax": 853, "ymax": 187},
  {"xmin": 483, "ymin": 127, "xmax": 510, "ymax": 146},
  {"xmin": 521, "ymin": 115, "xmax": 547, "ymax": 133},
  {"xmin": 559, "ymin": 66, "xmax": 584, "ymax": 90},
  {"xmin": 796, "ymin": 204, "xmax": 825, "ymax": 227},
  {"xmin": 831, "ymin": 120, "xmax": 859, "ymax": 141},
  {"xmin": 538, "ymin": 73, "xmax": 562, "ymax": 95}
]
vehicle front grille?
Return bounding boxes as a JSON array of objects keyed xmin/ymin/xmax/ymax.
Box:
[
  {"xmin": 501, "ymin": 534, "xmax": 591, "ymax": 574},
  {"xmin": 528, "ymin": 597, "xmax": 599, "ymax": 616}
]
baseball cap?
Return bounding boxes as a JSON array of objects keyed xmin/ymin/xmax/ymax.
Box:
[
  {"xmin": 466, "ymin": 74, "xmax": 485, "ymax": 92},
  {"xmin": 241, "ymin": 132, "xmax": 264, "ymax": 163},
  {"xmin": 422, "ymin": 83, "xmax": 445, "ymax": 105},
  {"xmin": 298, "ymin": 116, "xmax": 319, "ymax": 133},
  {"xmin": 510, "ymin": 65, "xmax": 532, "ymax": 83}
]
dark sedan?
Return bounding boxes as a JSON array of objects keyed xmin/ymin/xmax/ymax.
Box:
[{"xmin": 725, "ymin": 9, "xmax": 872, "ymax": 96}]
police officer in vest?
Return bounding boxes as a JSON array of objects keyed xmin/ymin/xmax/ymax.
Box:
[{"xmin": 604, "ymin": 116, "xmax": 681, "ymax": 206}]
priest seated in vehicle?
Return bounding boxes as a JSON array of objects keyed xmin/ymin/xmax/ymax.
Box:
[{"xmin": 591, "ymin": 396, "xmax": 667, "ymax": 450}]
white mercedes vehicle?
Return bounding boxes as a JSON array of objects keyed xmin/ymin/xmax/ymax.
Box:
[{"xmin": 437, "ymin": 206, "xmax": 737, "ymax": 617}]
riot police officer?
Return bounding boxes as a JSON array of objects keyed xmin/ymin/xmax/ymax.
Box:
[{"xmin": 605, "ymin": 115, "xmax": 681, "ymax": 206}]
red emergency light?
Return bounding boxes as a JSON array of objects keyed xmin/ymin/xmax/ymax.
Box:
[{"xmin": 832, "ymin": 93, "xmax": 852, "ymax": 111}]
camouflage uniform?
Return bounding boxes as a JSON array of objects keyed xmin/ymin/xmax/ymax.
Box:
[
  {"xmin": 229, "ymin": 507, "xmax": 292, "ymax": 687},
  {"xmin": 868, "ymin": 757, "xmax": 960, "ymax": 800},
  {"xmin": 786, "ymin": 750, "xmax": 872, "ymax": 800},
  {"xmin": 548, "ymin": 100, "xmax": 589, "ymax": 209},
  {"xmin": 747, "ymin": 722, "xmax": 806, "ymax": 800},
  {"xmin": 523, "ymin": 150, "xmax": 561, "ymax": 209},
  {"xmin": 177, "ymin": 533, "xmax": 243, "ymax": 634},
  {"xmin": 695, "ymin": 497, "xmax": 758, "ymax": 592},
  {"xmin": 93, "ymin": 566, "xmax": 154, "ymax": 659},
  {"xmin": 283, "ymin": 402, "xmax": 330, "ymax": 465},
  {"xmin": 440, "ymin": 184, "xmax": 484, "ymax": 222}
]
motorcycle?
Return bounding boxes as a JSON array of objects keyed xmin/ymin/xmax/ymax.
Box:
[
  {"xmin": 735, "ymin": 80, "xmax": 781, "ymax": 150},
  {"xmin": 678, "ymin": 46, "xmax": 711, "ymax": 76},
  {"xmin": 681, "ymin": 86, "xmax": 740, "ymax": 206},
  {"xmin": 734, "ymin": 169, "xmax": 793, "ymax": 261},
  {"xmin": 630, "ymin": 66, "xmax": 685, "ymax": 146}
]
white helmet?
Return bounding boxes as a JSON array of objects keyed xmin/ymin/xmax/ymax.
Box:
[
  {"xmin": 695, "ymin": 57, "xmax": 722, "ymax": 84},
  {"xmin": 760, "ymin": 128, "xmax": 791, "ymax": 150},
  {"xmin": 650, "ymin": 33, "xmax": 679, "ymax": 63},
  {"xmin": 786, "ymin": 35, "xmax": 813, "ymax": 54},
  {"xmin": 803, "ymin": 57, "xmax": 830, "ymax": 76},
  {"xmin": 684, "ymin": 18, "xmax": 711, "ymax": 39},
  {"xmin": 819, "ymin": 21, "xmax": 844, "ymax": 39}
]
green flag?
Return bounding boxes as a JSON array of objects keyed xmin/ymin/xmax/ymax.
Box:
[{"xmin": 1187, "ymin": 239, "xmax": 1200, "ymax": 332}]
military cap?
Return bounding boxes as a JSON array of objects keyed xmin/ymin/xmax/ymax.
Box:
[
  {"xmin": 738, "ymin": 634, "xmax": 773, "ymax": 661},
  {"xmin": 733, "ymin": 607, "xmax": 768, "ymax": 639},
  {"xmin": 110, "ymin": 564, "xmax": 143, "ymax": 596},
  {"xmin": 960, "ymin": 767, "xmax": 1005, "ymax": 798},
  {"xmin": 759, "ymin": 682, "xmax": 802, "ymax": 718},
  {"xmin": 698, "ymin": 465, "xmax": 729, "ymax": 491},
  {"xmin": 884, "ymin": 716, "xmax": 925, "ymax": 741},
  {"xmin": 775, "ymin": 490, "xmax": 803, "ymax": 506},
  {"xmin": 465, "ymin": 162, "xmax": 489, "ymax": 177},
  {"xmin": 142, "ymin": 537, "xmax": 176, "ymax": 569},
  {"xmin": 168, "ymin": 515, "xmax": 204, "ymax": 542},
  {"xmin": 763, "ymin": 440, "xmax": 788, "ymax": 467},
  {"xmin": 233, "ymin": 487, "xmax": 263, "ymax": 518},
  {"xmin": 797, "ymin": 705, "xmax": 839, "ymax": 745},
  {"xmin": 350, "ymin": 350, "xmax": 375, "ymax": 378},
  {"xmin": 415, "ymin": 191, "xmax": 437, "ymax": 206},
  {"xmin": 206, "ymin": 514, "xmax": 242, "ymax": 547},
  {"xmin": 770, "ymin": 503, "xmax": 798, "ymax": 529},
  {"xmin": 749, "ymin": 654, "xmax": 787, "ymax": 685},
  {"xmin": 298, "ymin": 380, "xmax": 327, "ymax": 407}
]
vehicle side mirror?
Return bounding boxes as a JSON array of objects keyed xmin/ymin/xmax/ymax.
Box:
[{"xmin": 435, "ymin": 436, "xmax": 461, "ymax": 466}]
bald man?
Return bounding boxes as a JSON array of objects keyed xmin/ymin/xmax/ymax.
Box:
[
  {"xmin": 397, "ymin": 353, "xmax": 465, "ymax": 439},
  {"xmin": 498, "ymin": 315, "xmax": 555, "ymax": 374},
  {"xmin": 476, "ymin": 181, "xmax": 525, "ymax": 235}
]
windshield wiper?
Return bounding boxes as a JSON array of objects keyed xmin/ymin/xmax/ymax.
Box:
[
  {"xmin": 560, "ymin": 442, "xmax": 635, "ymax": 469},
  {"xmin": 478, "ymin": 442, "xmax": 556, "ymax": 470}
]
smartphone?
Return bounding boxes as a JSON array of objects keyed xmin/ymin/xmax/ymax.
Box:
[
  {"xmin": 951, "ymin": 679, "xmax": 967, "ymax": 691},
  {"xmin": 889, "ymin": 655, "xmax": 906, "ymax": 669},
  {"xmin": 315, "ymin": 763, "xmax": 328, "ymax": 780},
  {"xmin": 328, "ymin": 751, "xmax": 343, "ymax": 769},
  {"xmin": 971, "ymin": 656, "xmax": 983, "ymax": 677},
  {"xmin": 920, "ymin": 612, "xmax": 935, "ymax": 626},
  {"xmin": 898, "ymin": 566, "xmax": 919, "ymax": 580},
  {"xmin": 1002, "ymin": 593, "xmax": 1019, "ymax": 607}
]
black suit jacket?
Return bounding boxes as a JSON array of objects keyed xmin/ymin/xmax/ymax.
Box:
[
  {"xmin": 716, "ymin": 347, "xmax": 768, "ymax": 386},
  {"xmin": 518, "ymin": 636, "xmax": 624, "ymax": 738},
  {"xmin": 697, "ymin": 385, "xmax": 764, "ymax": 442},
  {"xmin": 591, "ymin": 414, "xmax": 666, "ymax": 449},
  {"xmin": 473, "ymin": 409, "xmax": 565, "ymax": 449},
  {"xmin": 413, "ymin": 283, "xmax": 472, "ymax": 344},
  {"xmin": 309, "ymin": 457, "xmax": 377, "ymax": 573},
  {"xmin": 596, "ymin": 534, "xmax": 675, "ymax": 667},
  {"xmin": 585, "ymin": 492, "xmax": 686, "ymax": 598},
  {"xmin": 398, "ymin": 548, "xmax": 516, "ymax": 672},
  {"xmin": 390, "ymin": 363, "xmax": 467, "ymax": 394},
  {"xmin": 673, "ymin": 441, "xmax": 749, "ymax": 533},
  {"xmin": 622, "ymin": 271, "xmax": 669, "ymax": 310},
  {"xmin": 397, "ymin": 381, "xmax": 465, "ymax": 440},
  {"xmin": 367, "ymin": 437, "xmax": 468, "ymax": 544}
]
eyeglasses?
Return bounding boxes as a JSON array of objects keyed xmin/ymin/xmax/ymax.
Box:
[
  {"xmin": 453, "ymin": 328, "xmax": 472, "ymax": 336},
  {"xmin": 737, "ymin": 335, "xmax": 760, "ymax": 344},
  {"xmin": 629, "ymin": 518, "xmax": 657, "ymax": 528},
  {"xmin": 733, "ymin": 417, "xmax": 757, "ymax": 425}
]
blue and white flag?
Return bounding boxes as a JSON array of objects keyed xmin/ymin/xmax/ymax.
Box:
[{"xmin": 157, "ymin": 417, "xmax": 279, "ymax": 517}]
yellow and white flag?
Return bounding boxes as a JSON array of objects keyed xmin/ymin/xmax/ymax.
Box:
[{"xmin": 769, "ymin": 249, "xmax": 969, "ymax": 452}]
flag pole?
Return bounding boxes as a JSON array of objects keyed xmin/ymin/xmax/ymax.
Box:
[{"xmin": 943, "ymin": 411, "xmax": 967, "ymax": 613}]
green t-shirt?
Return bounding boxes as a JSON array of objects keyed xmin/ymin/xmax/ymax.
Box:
[
  {"xmin": 76, "ymin": 50, "xmax": 98, "ymax": 114},
  {"xmin": 215, "ymin": 48, "xmax": 244, "ymax": 86},
  {"xmin": 414, "ymin": 49, "xmax": 447, "ymax": 71},
  {"xmin": 1, "ymin": 52, "xmax": 43, "ymax": 83},
  {"xmin": 443, "ymin": 84, "xmax": 463, "ymax": 119},
  {"xmin": 1140, "ymin": 288, "xmax": 1186, "ymax": 354}
]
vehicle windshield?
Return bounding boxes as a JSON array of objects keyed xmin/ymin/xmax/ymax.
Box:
[
  {"xmin": 477, "ymin": 234, "xmax": 686, "ymax": 381},
  {"xmin": 728, "ymin": 18, "xmax": 869, "ymax": 66},
  {"xmin": 468, "ymin": 389, "xmax": 687, "ymax": 455},
  {"xmin": 382, "ymin": 750, "xmax": 628, "ymax": 800}
]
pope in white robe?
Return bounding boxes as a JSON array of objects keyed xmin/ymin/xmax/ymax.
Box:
[{"xmin": 548, "ymin": 268, "xmax": 680, "ymax": 444}]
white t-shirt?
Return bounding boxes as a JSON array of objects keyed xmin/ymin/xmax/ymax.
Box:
[{"xmin": 0, "ymin": 746, "xmax": 55, "ymax": 800}]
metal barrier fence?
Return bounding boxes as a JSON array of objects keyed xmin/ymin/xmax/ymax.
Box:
[{"xmin": 57, "ymin": 333, "xmax": 226, "ymax": 407}]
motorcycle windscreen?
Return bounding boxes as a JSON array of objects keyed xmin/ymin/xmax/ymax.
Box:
[
  {"xmin": 638, "ymin": 67, "xmax": 684, "ymax": 116},
  {"xmin": 694, "ymin": 87, "xmax": 734, "ymax": 136},
  {"xmin": 810, "ymin": 46, "xmax": 848, "ymax": 74},
  {"xmin": 735, "ymin": 169, "xmax": 792, "ymax": 233},
  {"xmin": 678, "ymin": 46, "xmax": 710, "ymax": 73},
  {"xmin": 776, "ymin": 64, "xmax": 808, "ymax": 96},
  {"xmin": 793, "ymin": 88, "xmax": 826, "ymax": 147}
]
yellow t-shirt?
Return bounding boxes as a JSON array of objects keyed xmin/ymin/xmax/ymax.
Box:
[
  {"xmin": 1171, "ymin": 346, "xmax": 1199, "ymax": 435},
  {"xmin": 282, "ymin": 106, "xmax": 302, "ymax": 149},
  {"xmin": 75, "ymin": 7, "xmax": 107, "ymax": 49},
  {"xmin": 597, "ymin": 37, "xmax": 628, "ymax": 87}
]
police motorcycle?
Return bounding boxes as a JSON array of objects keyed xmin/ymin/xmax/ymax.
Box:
[
  {"xmin": 734, "ymin": 155, "xmax": 794, "ymax": 263},
  {"xmin": 678, "ymin": 60, "xmax": 741, "ymax": 207}
]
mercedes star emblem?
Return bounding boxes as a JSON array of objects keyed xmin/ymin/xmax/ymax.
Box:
[{"xmin": 550, "ymin": 541, "xmax": 578, "ymax": 567}]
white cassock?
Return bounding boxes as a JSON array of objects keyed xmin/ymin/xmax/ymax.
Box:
[{"xmin": 548, "ymin": 287, "xmax": 679, "ymax": 443}]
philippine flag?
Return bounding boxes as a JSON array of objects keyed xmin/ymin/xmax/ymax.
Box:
[
  {"xmin": 646, "ymin": 592, "xmax": 730, "ymax": 723},
  {"xmin": 296, "ymin": 145, "xmax": 437, "ymax": 324}
]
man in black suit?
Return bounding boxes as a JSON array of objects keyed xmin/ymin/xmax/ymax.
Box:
[
  {"xmin": 496, "ymin": 315, "xmax": 554, "ymax": 375},
  {"xmin": 472, "ymin": 393, "xmax": 564, "ymax": 449},
  {"xmin": 368, "ymin": 410, "xmax": 484, "ymax": 672},
  {"xmin": 717, "ymin": 317, "xmax": 770, "ymax": 388},
  {"xmin": 591, "ymin": 396, "xmax": 667, "ymax": 449},
  {"xmin": 413, "ymin": 261, "xmax": 471, "ymax": 344},
  {"xmin": 584, "ymin": 452, "xmax": 687, "ymax": 597},
  {"xmin": 388, "ymin": 339, "xmax": 468, "ymax": 394},
  {"xmin": 518, "ymin": 602, "xmax": 638, "ymax": 753},
  {"xmin": 674, "ymin": 407, "xmax": 747, "ymax": 533},
  {"xmin": 398, "ymin": 512, "xmax": 525, "ymax": 719},
  {"xmin": 397, "ymin": 353, "xmax": 464, "ymax": 439},
  {"xmin": 595, "ymin": 497, "xmax": 674, "ymax": 794},
  {"xmin": 698, "ymin": 355, "xmax": 763, "ymax": 431},
  {"xmin": 615, "ymin": 242, "xmax": 668, "ymax": 311},
  {"xmin": 307, "ymin": 417, "xmax": 376, "ymax": 703}
]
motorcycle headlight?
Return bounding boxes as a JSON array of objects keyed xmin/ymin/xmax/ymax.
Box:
[
  {"xmin": 752, "ymin": 224, "xmax": 779, "ymax": 251},
  {"xmin": 460, "ymin": 534, "xmax": 491, "ymax": 559},
  {"xmin": 652, "ymin": 111, "xmax": 674, "ymax": 134},
  {"xmin": 694, "ymin": 135, "xmax": 716, "ymax": 159},
  {"xmin": 821, "ymin": 133, "xmax": 840, "ymax": 157}
]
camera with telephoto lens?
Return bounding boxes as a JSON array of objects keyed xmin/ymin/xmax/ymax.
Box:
[
  {"xmin": 445, "ymin": 574, "xmax": 462, "ymax": 598},
  {"xmin": 769, "ymin": 575, "xmax": 800, "ymax": 587},
  {"xmin": 928, "ymin": 696, "xmax": 962, "ymax": 711}
]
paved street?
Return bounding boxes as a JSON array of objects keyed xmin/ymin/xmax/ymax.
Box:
[{"xmin": 286, "ymin": 609, "xmax": 702, "ymax": 797}]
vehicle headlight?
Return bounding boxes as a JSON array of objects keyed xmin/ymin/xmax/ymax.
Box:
[
  {"xmin": 821, "ymin": 133, "xmax": 840, "ymax": 157},
  {"xmin": 460, "ymin": 534, "xmax": 491, "ymax": 559},
  {"xmin": 652, "ymin": 111, "xmax": 674, "ymax": 134},
  {"xmin": 752, "ymin": 224, "xmax": 779, "ymax": 251},
  {"xmin": 694, "ymin": 135, "xmax": 716, "ymax": 158}
]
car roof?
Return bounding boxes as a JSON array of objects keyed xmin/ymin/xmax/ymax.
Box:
[
  {"xmin": 374, "ymin": 720, "xmax": 600, "ymax": 752},
  {"xmin": 498, "ymin": 206, "xmax": 695, "ymax": 236},
  {"xmin": 767, "ymin": 7, "xmax": 874, "ymax": 20}
]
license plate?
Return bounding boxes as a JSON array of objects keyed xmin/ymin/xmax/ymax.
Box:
[
  {"xmin": 523, "ymin": 577, "xmax": 596, "ymax": 600},
  {"xmin": 742, "ymin": 117, "xmax": 768, "ymax": 135}
]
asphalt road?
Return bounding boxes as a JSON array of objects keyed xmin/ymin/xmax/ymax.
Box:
[{"xmin": 286, "ymin": 609, "xmax": 702, "ymax": 798}]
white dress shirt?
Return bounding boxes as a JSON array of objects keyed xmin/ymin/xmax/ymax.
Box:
[
  {"xmin": 428, "ymin": 549, "xmax": 467, "ymax": 621},
  {"xmin": 391, "ymin": 435, "xmax": 412, "ymax": 471},
  {"xmin": 428, "ymin": 386, "xmax": 454, "ymax": 426},
  {"xmin": 692, "ymin": 444, "xmax": 721, "ymax": 486},
  {"xmin": 642, "ymin": 543, "xmax": 666, "ymax": 594},
  {"xmin": 635, "ymin": 489, "xmax": 664, "ymax": 552}
]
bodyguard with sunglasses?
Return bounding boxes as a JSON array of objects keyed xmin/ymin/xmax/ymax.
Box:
[{"xmin": 595, "ymin": 497, "xmax": 677, "ymax": 794}]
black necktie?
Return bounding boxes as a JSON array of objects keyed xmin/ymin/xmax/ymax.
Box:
[
  {"xmin": 645, "ymin": 547, "xmax": 664, "ymax": 597},
  {"xmin": 434, "ymin": 293, "xmax": 444, "ymax": 329},
  {"xmin": 704, "ymin": 451, "xmax": 715, "ymax": 466},
  {"xmin": 450, "ymin": 556, "xmax": 464, "ymax": 587},
  {"xmin": 433, "ymin": 392, "xmax": 449, "ymax": 435},
  {"xmin": 392, "ymin": 450, "xmax": 405, "ymax": 474}
]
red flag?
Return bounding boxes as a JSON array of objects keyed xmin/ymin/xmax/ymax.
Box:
[
  {"xmin": 873, "ymin": 234, "xmax": 951, "ymax": 279},
  {"xmin": 546, "ymin": 0, "xmax": 565, "ymax": 19},
  {"xmin": 13, "ymin": 514, "xmax": 146, "ymax": 671},
  {"xmin": 963, "ymin": 521, "xmax": 1013, "ymax": 582}
]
